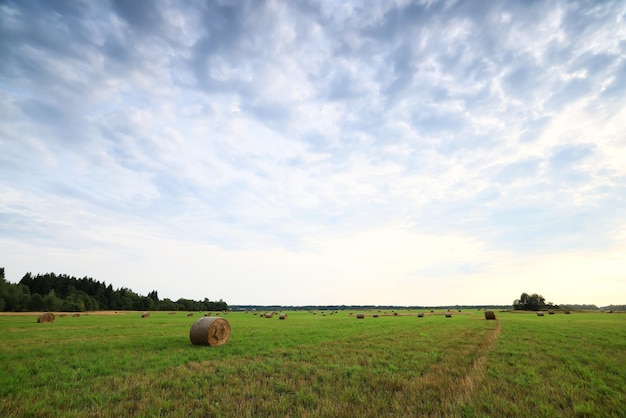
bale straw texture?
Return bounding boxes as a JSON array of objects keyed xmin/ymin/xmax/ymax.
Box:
[
  {"xmin": 189, "ymin": 317, "xmax": 231, "ymax": 346},
  {"xmin": 484, "ymin": 311, "xmax": 496, "ymax": 320},
  {"xmin": 37, "ymin": 312, "xmax": 55, "ymax": 323}
]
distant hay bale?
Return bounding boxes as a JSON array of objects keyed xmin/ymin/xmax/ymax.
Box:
[
  {"xmin": 564, "ymin": 310, "xmax": 571, "ymax": 314},
  {"xmin": 59, "ymin": 314, "xmax": 67, "ymax": 318},
  {"xmin": 445, "ymin": 313, "xmax": 452, "ymax": 318},
  {"xmin": 189, "ymin": 317, "xmax": 231, "ymax": 346},
  {"xmin": 72, "ymin": 313, "xmax": 80, "ymax": 318},
  {"xmin": 37, "ymin": 312, "xmax": 55, "ymax": 323},
  {"xmin": 356, "ymin": 313, "xmax": 365, "ymax": 319},
  {"xmin": 141, "ymin": 312, "xmax": 150, "ymax": 318},
  {"xmin": 393, "ymin": 312, "xmax": 398, "ymax": 316},
  {"xmin": 168, "ymin": 312, "xmax": 176, "ymax": 315},
  {"xmin": 264, "ymin": 313, "xmax": 273, "ymax": 318},
  {"xmin": 484, "ymin": 311, "xmax": 496, "ymax": 320},
  {"xmin": 536, "ymin": 311, "xmax": 544, "ymax": 316},
  {"xmin": 279, "ymin": 314, "xmax": 287, "ymax": 320},
  {"xmin": 417, "ymin": 313, "xmax": 424, "ymax": 318},
  {"xmin": 548, "ymin": 310, "xmax": 555, "ymax": 315},
  {"xmin": 187, "ymin": 313, "xmax": 194, "ymax": 317},
  {"xmin": 373, "ymin": 314, "xmax": 379, "ymax": 318}
]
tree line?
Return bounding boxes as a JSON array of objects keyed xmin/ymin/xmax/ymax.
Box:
[{"xmin": 0, "ymin": 268, "xmax": 227, "ymax": 312}]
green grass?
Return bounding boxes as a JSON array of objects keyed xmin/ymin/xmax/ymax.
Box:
[{"xmin": 0, "ymin": 310, "xmax": 624, "ymax": 417}]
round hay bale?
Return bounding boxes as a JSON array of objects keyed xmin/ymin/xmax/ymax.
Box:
[
  {"xmin": 417, "ymin": 313, "xmax": 424, "ymax": 318},
  {"xmin": 72, "ymin": 313, "xmax": 80, "ymax": 318},
  {"xmin": 536, "ymin": 311, "xmax": 544, "ymax": 316},
  {"xmin": 37, "ymin": 312, "xmax": 55, "ymax": 323},
  {"xmin": 356, "ymin": 313, "xmax": 365, "ymax": 319},
  {"xmin": 187, "ymin": 313, "xmax": 194, "ymax": 317},
  {"xmin": 141, "ymin": 312, "xmax": 150, "ymax": 318},
  {"xmin": 264, "ymin": 313, "xmax": 273, "ymax": 318},
  {"xmin": 189, "ymin": 317, "xmax": 231, "ymax": 346},
  {"xmin": 548, "ymin": 310, "xmax": 555, "ymax": 315},
  {"xmin": 279, "ymin": 314, "xmax": 287, "ymax": 320},
  {"xmin": 445, "ymin": 313, "xmax": 452, "ymax": 318},
  {"xmin": 564, "ymin": 310, "xmax": 571, "ymax": 314},
  {"xmin": 373, "ymin": 314, "xmax": 379, "ymax": 318},
  {"xmin": 484, "ymin": 311, "xmax": 496, "ymax": 320}
]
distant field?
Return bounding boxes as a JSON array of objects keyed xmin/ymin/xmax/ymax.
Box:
[{"xmin": 1, "ymin": 310, "xmax": 624, "ymax": 417}]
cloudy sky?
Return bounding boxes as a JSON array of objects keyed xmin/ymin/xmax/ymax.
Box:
[{"xmin": 1, "ymin": 0, "xmax": 625, "ymax": 307}]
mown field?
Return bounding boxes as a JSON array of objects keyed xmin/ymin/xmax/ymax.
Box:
[{"xmin": 0, "ymin": 310, "xmax": 624, "ymax": 417}]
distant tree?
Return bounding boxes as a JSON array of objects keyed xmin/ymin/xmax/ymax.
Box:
[
  {"xmin": 513, "ymin": 292, "xmax": 547, "ymax": 311},
  {"xmin": 148, "ymin": 290, "xmax": 159, "ymax": 302},
  {"xmin": 29, "ymin": 293, "xmax": 45, "ymax": 311}
]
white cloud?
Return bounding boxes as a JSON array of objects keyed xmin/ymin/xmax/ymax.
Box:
[{"xmin": 1, "ymin": 0, "xmax": 625, "ymax": 306}]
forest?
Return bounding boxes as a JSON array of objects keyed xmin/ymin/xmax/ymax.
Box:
[{"xmin": 0, "ymin": 267, "xmax": 227, "ymax": 312}]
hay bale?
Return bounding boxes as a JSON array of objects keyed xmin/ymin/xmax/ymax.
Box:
[
  {"xmin": 72, "ymin": 313, "xmax": 80, "ymax": 318},
  {"xmin": 445, "ymin": 313, "xmax": 452, "ymax": 318},
  {"xmin": 189, "ymin": 317, "xmax": 231, "ymax": 346},
  {"xmin": 187, "ymin": 313, "xmax": 194, "ymax": 317},
  {"xmin": 37, "ymin": 312, "xmax": 55, "ymax": 323},
  {"xmin": 356, "ymin": 313, "xmax": 365, "ymax": 319},
  {"xmin": 484, "ymin": 311, "xmax": 496, "ymax": 320},
  {"xmin": 536, "ymin": 311, "xmax": 544, "ymax": 316},
  {"xmin": 417, "ymin": 313, "xmax": 424, "ymax": 318},
  {"xmin": 564, "ymin": 310, "xmax": 571, "ymax": 314},
  {"xmin": 279, "ymin": 314, "xmax": 287, "ymax": 320},
  {"xmin": 59, "ymin": 314, "xmax": 67, "ymax": 318},
  {"xmin": 264, "ymin": 313, "xmax": 273, "ymax": 318},
  {"xmin": 373, "ymin": 314, "xmax": 379, "ymax": 318},
  {"xmin": 548, "ymin": 310, "xmax": 555, "ymax": 315},
  {"xmin": 141, "ymin": 312, "xmax": 150, "ymax": 318}
]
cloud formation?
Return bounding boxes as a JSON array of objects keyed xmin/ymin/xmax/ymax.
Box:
[{"xmin": 1, "ymin": 0, "xmax": 625, "ymax": 306}]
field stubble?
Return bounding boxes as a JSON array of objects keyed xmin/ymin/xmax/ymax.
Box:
[{"xmin": 0, "ymin": 310, "xmax": 624, "ymax": 417}]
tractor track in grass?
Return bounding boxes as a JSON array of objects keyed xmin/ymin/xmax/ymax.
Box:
[{"xmin": 447, "ymin": 318, "xmax": 502, "ymax": 412}]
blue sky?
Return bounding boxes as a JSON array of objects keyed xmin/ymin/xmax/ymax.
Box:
[{"xmin": 1, "ymin": 0, "xmax": 625, "ymax": 306}]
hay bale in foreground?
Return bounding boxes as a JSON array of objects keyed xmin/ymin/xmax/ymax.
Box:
[
  {"xmin": 536, "ymin": 311, "xmax": 544, "ymax": 316},
  {"xmin": 37, "ymin": 312, "xmax": 55, "ymax": 323},
  {"xmin": 484, "ymin": 311, "xmax": 496, "ymax": 320},
  {"xmin": 141, "ymin": 312, "xmax": 150, "ymax": 318},
  {"xmin": 189, "ymin": 317, "xmax": 231, "ymax": 346},
  {"xmin": 356, "ymin": 313, "xmax": 365, "ymax": 319}
]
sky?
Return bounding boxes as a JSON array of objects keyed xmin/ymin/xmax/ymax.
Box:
[{"xmin": 1, "ymin": 0, "xmax": 625, "ymax": 307}]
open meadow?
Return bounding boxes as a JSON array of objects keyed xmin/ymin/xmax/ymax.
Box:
[{"xmin": 1, "ymin": 310, "xmax": 624, "ymax": 417}]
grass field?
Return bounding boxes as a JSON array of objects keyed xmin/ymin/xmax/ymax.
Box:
[{"xmin": 1, "ymin": 310, "xmax": 624, "ymax": 417}]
